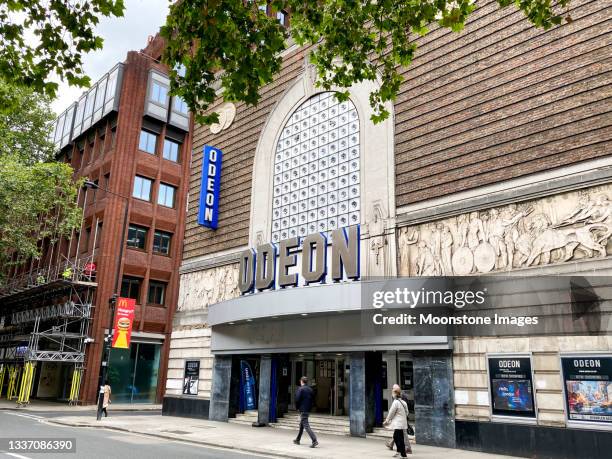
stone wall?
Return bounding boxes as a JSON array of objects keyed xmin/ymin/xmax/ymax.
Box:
[{"xmin": 165, "ymin": 264, "xmax": 240, "ymax": 398}]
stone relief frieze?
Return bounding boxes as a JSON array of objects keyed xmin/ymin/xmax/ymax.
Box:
[
  {"xmin": 177, "ymin": 264, "xmax": 240, "ymax": 311},
  {"xmin": 398, "ymin": 187, "xmax": 612, "ymax": 276},
  {"xmin": 366, "ymin": 202, "xmax": 395, "ymax": 277}
]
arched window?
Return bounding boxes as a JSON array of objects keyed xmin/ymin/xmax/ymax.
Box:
[{"xmin": 271, "ymin": 92, "xmax": 360, "ymax": 243}]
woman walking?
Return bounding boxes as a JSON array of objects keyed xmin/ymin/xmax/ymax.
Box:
[
  {"xmin": 102, "ymin": 380, "xmax": 111, "ymax": 417},
  {"xmin": 383, "ymin": 386, "xmax": 411, "ymax": 457}
]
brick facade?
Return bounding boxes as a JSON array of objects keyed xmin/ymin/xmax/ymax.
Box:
[
  {"xmin": 182, "ymin": 0, "xmax": 611, "ymax": 261},
  {"xmin": 59, "ymin": 36, "xmax": 191, "ymax": 404}
]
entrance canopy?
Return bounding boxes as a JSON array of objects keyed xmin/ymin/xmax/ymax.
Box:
[{"xmin": 208, "ymin": 282, "xmax": 451, "ymax": 354}]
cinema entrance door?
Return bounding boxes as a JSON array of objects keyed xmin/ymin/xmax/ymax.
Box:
[{"xmin": 289, "ymin": 353, "xmax": 349, "ymax": 416}]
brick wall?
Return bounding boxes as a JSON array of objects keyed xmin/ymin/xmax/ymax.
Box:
[
  {"xmin": 184, "ymin": 0, "xmax": 611, "ymax": 260},
  {"xmin": 394, "ymin": 0, "xmax": 611, "ymax": 206}
]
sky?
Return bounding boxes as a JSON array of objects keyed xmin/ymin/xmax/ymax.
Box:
[{"xmin": 51, "ymin": 0, "xmax": 170, "ymax": 114}]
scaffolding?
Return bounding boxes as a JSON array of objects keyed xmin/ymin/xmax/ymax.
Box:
[
  {"xmin": 0, "ymin": 179, "xmax": 99, "ymax": 405},
  {"xmin": 0, "ymin": 260, "xmax": 96, "ymax": 404}
]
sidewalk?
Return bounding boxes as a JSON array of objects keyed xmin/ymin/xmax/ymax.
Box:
[
  {"xmin": 0, "ymin": 399, "xmax": 161, "ymax": 412},
  {"xmin": 47, "ymin": 413, "xmax": 519, "ymax": 459}
]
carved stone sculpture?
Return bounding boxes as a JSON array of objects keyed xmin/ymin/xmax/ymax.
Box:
[
  {"xmin": 177, "ymin": 264, "xmax": 241, "ymax": 311},
  {"xmin": 398, "ymin": 186, "xmax": 612, "ymax": 276}
]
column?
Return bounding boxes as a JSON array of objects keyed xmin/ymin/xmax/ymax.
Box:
[
  {"xmin": 349, "ymin": 352, "xmax": 366, "ymax": 437},
  {"xmin": 413, "ymin": 351, "xmax": 456, "ymax": 448},
  {"xmin": 257, "ymin": 354, "xmax": 272, "ymax": 425},
  {"xmin": 208, "ymin": 355, "xmax": 232, "ymax": 422}
]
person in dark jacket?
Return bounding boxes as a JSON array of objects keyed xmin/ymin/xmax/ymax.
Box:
[{"xmin": 293, "ymin": 376, "xmax": 319, "ymax": 448}]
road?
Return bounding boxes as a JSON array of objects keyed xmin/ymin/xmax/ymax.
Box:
[{"xmin": 0, "ymin": 411, "xmax": 271, "ymax": 459}]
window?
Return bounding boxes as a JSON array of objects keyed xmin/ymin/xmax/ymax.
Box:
[
  {"xmin": 277, "ymin": 10, "xmax": 288, "ymax": 26},
  {"xmin": 111, "ymin": 127, "xmax": 117, "ymax": 148},
  {"xmin": 94, "ymin": 80, "xmax": 106, "ymax": 111},
  {"xmin": 121, "ymin": 276, "xmax": 141, "ymax": 301},
  {"xmin": 91, "ymin": 179, "xmax": 99, "ymax": 203},
  {"xmin": 104, "ymin": 173, "xmax": 111, "ymax": 190},
  {"xmin": 151, "ymin": 81, "xmax": 168, "ymax": 105},
  {"xmin": 106, "ymin": 70, "xmax": 118, "ymax": 103},
  {"xmin": 173, "ymin": 96, "xmax": 188, "ymax": 115},
  {"xmin": 147, "ymin": 280, "xmax": 167, "ymax": 305},
  {"xmin": 138, "ymin": 130, "xmax": 157, "ymax": 154},
  {"xmin": 97, "ymin": 135, "xmax": 105, "ymax": 156},
  {"xmin": 153, "ymin": 230, "xmax": 172, "ymax": 255},
  {"xmin": 88, "ymin": 140, "xmax": 95, "ymax": 163},
  {"xmin": 132, "ymin": 176, "xmax": 152, "ymax": 201},
  {"xmin": 81, "ymin": 227, "xmax": 91, "ymax": 253},
  {"xmin": 127, "ymin": 224, "xmax": 148, "ymax": 250},
  {"xmin": 84, "ymin": 92, "xmax": 95, "ymax": 118},
  {"xmin": 95, "ymin": 222, "xmax": 103, "ymax": 249},
  {"xmin": 75, "ymin": 146, "xmax": 84, "ymax": 170},
  {"xmin": 71, "ymin": 232, "xmax": 80, "ymax": 257},
  {"xmin": 162, "ymin": 139, "xmax": 180, "ymax": 162},
  {"xmin": 271, "ymin": 92, "xmax": 360, "ymax": 243},
  {"xmin": 157, "ymin": 183, "xmax": 176, "ymax": 208}
]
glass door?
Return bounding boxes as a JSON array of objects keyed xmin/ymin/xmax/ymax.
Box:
[{"xmin": 107, "ymin": 342, "xmax": 161, "ymax": 403}]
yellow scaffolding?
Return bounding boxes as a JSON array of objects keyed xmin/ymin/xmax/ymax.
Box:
[
  {"xmin": 6, "ymin": 365, "xmax": 20, "ymax": 400},
  {"xmin": 0, "ymin": 365, "xmax": 5, "ymax": 398},
  {"xmin": 17, "ymin": 362, "xmax": 36, "ymax": 406},
  {"xmin": 69, "ymin": 367, "xmax": 83, "ymax": 405}
]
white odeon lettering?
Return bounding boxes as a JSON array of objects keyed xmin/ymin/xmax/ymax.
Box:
[
  {"xmin": 198, "ymin": 145, "xmax": 223, "ymax": 230},
  {"xmin": 239, "ymin": 225, "xmax": 360, "ymax": 294},
  {"xmin": 499, "ymin": 360, "xmax": 521, "ymax": 368},
  {"xmin": 574, "ymin": 359, "xmax": 601, "ymax": 368}
]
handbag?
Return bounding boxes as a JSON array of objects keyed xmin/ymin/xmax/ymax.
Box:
[{"xmin": 400, "ymin": 399, "xmax": 415, "ymax": 436}]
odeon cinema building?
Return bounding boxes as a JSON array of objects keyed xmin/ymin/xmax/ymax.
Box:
[{"xmin": 162, "ymin": 2, "xmax": 611, "ymax": 457}]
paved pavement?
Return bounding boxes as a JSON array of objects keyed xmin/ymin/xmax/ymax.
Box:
[
  {"xmin": 0, "ymin": 411, "xmax": 271, "ymax": 459},
  {"xmin": 42, "ymin": 413, "xmax": 523, "ymax": 459},
  {"xmin": 0, "ymin": 399, "xmax": 161, "ymax": 412},
  {"xmin": 0, "ymin": 399, "xmax": 161, "ymax": 418}
]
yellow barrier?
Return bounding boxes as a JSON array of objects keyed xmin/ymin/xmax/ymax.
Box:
[
  {"xmin": 7, "ymin": 366, "xmax": 19, "ymax": 400},
  {"xmin": 17, "ymin": 362, "xmax": 36, "ymax": 405},
  {"xmin": 69, "ymin": 368, "xmax": 83, "ymax": 405},
  {"xmin": 0, "ymin": 366, "xmax": 5, "ymax": 398}
]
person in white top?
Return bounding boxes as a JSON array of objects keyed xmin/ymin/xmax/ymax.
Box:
[
  {"xmin": 383, "ymin": 386, "xmax": 410, "ymax": 457},
  {"xmin": 385, "ymin": 384, "xmax": 412, "ymax": 454}
]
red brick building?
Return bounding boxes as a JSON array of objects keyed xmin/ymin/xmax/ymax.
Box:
[{"xmin": 0, "ymin": 35, "xmax": 192, "ymax": 405}]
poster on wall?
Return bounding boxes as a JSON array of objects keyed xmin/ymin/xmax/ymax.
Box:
[
  {"xmin": 561, "ymin": 355, "xmax": 612, "ymax": 424},
  {"xmin": 400, "ymin": 361, "xmax": 413, "ymax": 391},
  {"xmin": 183, "ymin": 360, "xmax": 200, "ymax": 396},
  {"xmin": 488, "ymin": 356, "xmax": 536, "ymax": 418}
]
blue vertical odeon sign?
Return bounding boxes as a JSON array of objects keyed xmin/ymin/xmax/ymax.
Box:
[{"xmin": 197, "ymin": 145, "xmax": 222, "ymax": 229}]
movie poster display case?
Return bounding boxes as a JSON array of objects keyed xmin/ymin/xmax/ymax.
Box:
[
  {"xmin": 560, "ymin": 353, "xmax": 611, "ymax": 429},
  {"xmin": 486, "ymin": 353, "xmax": 537, "ymax": 422},
  {"xmin": 183, "ymin": 360, "xmax": 200, "ymax": 396}
]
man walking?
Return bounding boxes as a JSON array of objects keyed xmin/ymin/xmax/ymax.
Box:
[{"xmin": 293, "ymin": 376, "xmax": 319, "ymax": 448}]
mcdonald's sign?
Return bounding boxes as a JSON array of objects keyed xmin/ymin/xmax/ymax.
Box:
[{"xmin": 111, "ymin": 297, "xmax": 135, "ymax": 349}]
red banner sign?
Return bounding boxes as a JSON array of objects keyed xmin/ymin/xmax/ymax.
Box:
[{"xmin": 111, "ymin": 297, "xmax": 135, "ymax": 349}]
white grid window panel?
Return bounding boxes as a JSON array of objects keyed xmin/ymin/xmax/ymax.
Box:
[{"xmin": 271, "ymin": 92, "xmax": 360, "ymax": 243}]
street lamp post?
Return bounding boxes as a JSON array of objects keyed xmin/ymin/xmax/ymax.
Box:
[{"xmin": 83, "ymin": 180, "xmax": 130, "ymax": 421}]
